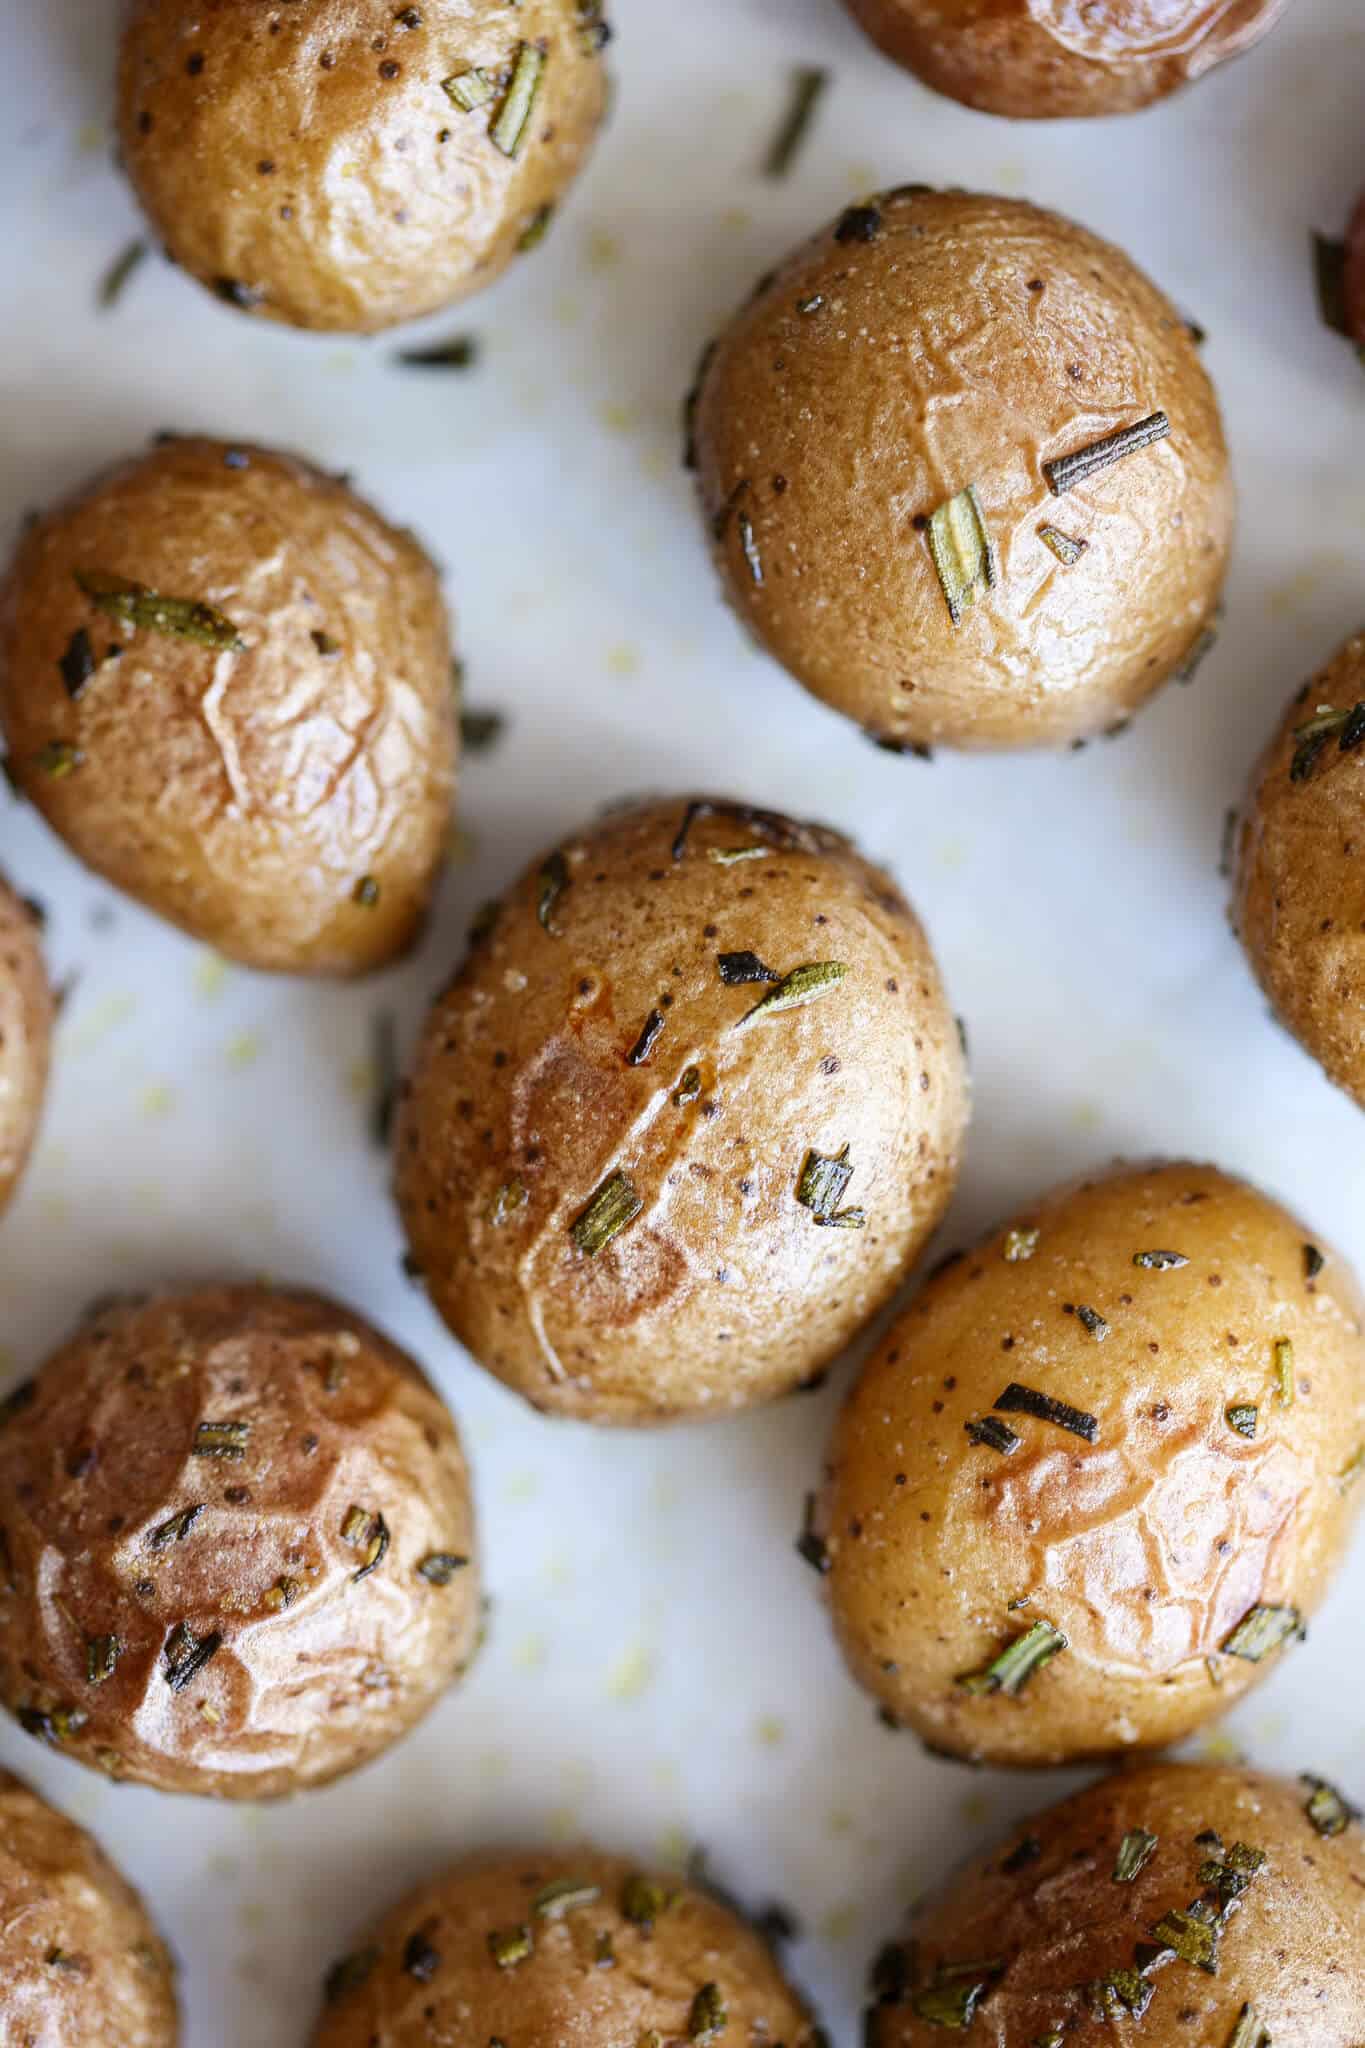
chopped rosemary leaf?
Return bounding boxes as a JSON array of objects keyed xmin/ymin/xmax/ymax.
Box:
[
  {"xmin": 403, "ymin": 1930, "xmax": 441, "ymax": 1982},
  {"xmin": 311, "ymin": 630, "xmax": 341, "ymax": 657},
  {"xmin": 0, "ymin": 1381, "xmax": 34, "ymax": 1428},
  {"xmin": 1151, "ymin": 1902, "xmax": 1219, "ymax": 1973},
  {"xmin": 673, "ymin": 1066, "xmax": 702, "ymax": 1105},
  {"xmin": 834, "ymin": 203, "xmax": 881, "ymax": 244},
  {"xmin": 163, "ymin": 1622, "xmax": 223, "ymax": 1694},
  {"xmin": 956, "ymin": 1618, "xmax": 1068, "ymax": 1697},
  {"xmin": 1003, "ymin": 1227, "xmax": 1039, "ymax": 1262},
  {"xmin": 59, "ymin": 628, "xmax": 96, "ymax": 699},
  {"xmin": 796, "ymin": 1144, "xmax": 865, "ymax": 1229},
  {"xmin": 192, "ymin": 1419, "xmax": 249, "ymax": 1461},
  {"xmin": 489, "ymin": 1177, "xmax": 528, "ymax": 1226},
  {"xmin": 1113, "ymin": 1829, "xmax": 1159, "ymax": 1883},
  {"xmin": 262, "ymin": 1577, "xmax": 299, "ymax": 1611},
  {"xmin": 85, "ymin": 1634, "xmax": 122, "ymax": 1687},
  {"xmin": 399, "ymin": 334, "xmax": 480, "ymax": 369},
  {"xmin": 910, "ymin": 1963, "xmax": 1002, "ymax": 2028},
  {"xmin": 443, "ymin": 66, "xmax": 495, "ymax": 111},
  {"xmin": 1176, "ymin": 626, "xmax": 1218, "ymax": 685},
  {"xmin": 1226, "ymin": 2003, "xmax": 1270, "ymax": 2048},
  {"xmin": 1038, "ymin": 524, "xmax": 1087, "ymax": 566},
  {"xmin": 488, "ymin": 1925, "xmax": 532, "ymax": 1968},
  {"xmin": 533, "ymin": 1877, "xmax": 601, "ymax": 1919},
  {"xmin": 1313, "ymin": 232, "xmax": 1351, "ymax": 339},
  {"xmin": 796, "ymin": 1493, "xmax": 829, "ymax": 1574},
  {"xmin": 1133, "ymin": 1249, "xmax": 1187, "ymax": 1269},
  {"xmin": 99, "ymin": 238, "xmax": 148, "ymax": 309},
  {"xmin": 626, "ymin": 1009, "xmax": 665, "ymax": 1065},
  {"xmin": 1302, "ymin": 1774, "xmax": 1359, "ymax": 1837},
  {"xmin": 1304, "ymin": 1242, "xmax": 1325, "ymax": 1278},
  {"xmin": 964, "ymin": 1416, "xmax": 1019, "ymax": 1455},
  {"xmin": 621, "ymin": 1873, "xmax": 672, "ymax": 1927},
  {"xmin": 1084, "ymin": 1970, "xmax": 1154, "ymax": 2019},
  {"xmin": 1197, "ymin": 1841, "xmax": 1266, "ymax": 1906},
  {"xmin": 926, "ymin": 484, "xmax": 997, "ymax": 626},
  {"xmin": 737, "ymin": 509, "xmax": 764, "ymax": 586},
  {"xmin": 735, "ymin": 961, "xmax": 847, "ymax": 1028},
  {"xmin": 717, "ymin": 950, "xmax": 779, "ymax": 985},
  {"xmin": 763, "ymin": 66, "xmax": 828, "ymax": 179},
  {"xmin": 537, "ymin": 849, "xmax": 569, "ymax": 932},
  {"xmin": 146, "ymin": 1504, "xmax": 202, "ymax": 1549},
  {"xmin": 708, "ymin": 844, "xmax": 770, "ymax": 864},
  {"xmin": 417, "ymin": 1551, "xmax": 468, "ymax": 1584},
  {"xmin": 1074, "ymin": 1303, "xmax": 1109, "ymax": 1340},
  {"xmin": 570, "ymin": 1169, "xmax": 643, "ymax": 1255},
  {"xmin": 688, "ymin": 1983, "xmax": 727, "ymax": 2040},
  {"xmin": 33, "ymin": 741, "xmax": 84, "ymax": 778},
  {"xmin": 1274, "ymin": 1336, "xmax": 1295, "ymax": 1404},
  {"xmin": 1222, "ymin": 1603, "xmax": 1303, "ymax": 1661},
  {"xmin": 74, "ymin": 569, "xmax": 244, "ymax": 650},
  {"xmin": 517, "ymin": 204, "xmax": 554, "ymax": 252},
  {"xmin": 348, "ymin": 1510, "xmax": 390, "ymax": 1582},
  {"xmin": 490, "ymin": 43, "xmax": 545, "ymax": 158},
  {"xmin": 1226, "ymin": 1403, "xmax": 1258, "ymax": 1439},
  {"xmin": 324, "ymin": 1947, "xmax": 379, "ymax": 2003},
  {"xmin": 370, "ymin": 1010, "xmax": 398, "ymax": 1149},
  {"xmin": 1043, "ymin": 412, "xmax": 1171, "ymax": 496},
  {"xmin": 994, "ymin": 1382, "xmax": 1098, "ymax": 1443},
  {"xmin": 353, "ymin": 874, "xmax": 380, "ymax": 908}
]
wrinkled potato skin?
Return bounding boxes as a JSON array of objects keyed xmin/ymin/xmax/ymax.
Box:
[
  {"xmin": 692, "ymin": 189, "xmax": 1231, "ymax": 751},
  {"xmin": 867, "ymin": 1762, "xmax": 1365, "ymax": 2047},
  {"xmin": 1234, "ymin": 634, "xmax": 1365, "ymax": 1109},
  {"xmin": 843, "ymin": 0, "xmax": 1292, "ymax": 120},
  {"xmin": 0, "ymin": 437, "xmax": 455, "ymax": 975},
  {"xmin": 818, "ymin": 1161, "xmax": 1365, "ymax": 1765},
  {"xmin": 312, "ymin": 1848, "xmax": 820, "ymax": 2048},
  {"xmin": 0, "ymin": 877, "xmax": 52, "ymax": 1217},
  {"xmin": 0, "ymin": 1287, "xmax": 480, "ymax": 1800},
  {"xmin": 0, "ymin": 1770, "xmax": 179, "ymax": 2047},
  {"xmin": 395, "ymin": 797, "xmax": 968, "ymax": 1424},
  {"xmin": 118, "ymin": 0, "xmax": 608, "ymax": 333}
]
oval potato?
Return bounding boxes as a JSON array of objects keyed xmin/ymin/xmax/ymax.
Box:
[
  {"xmin": 0, "ymin": 1286, "xmax": 480, "ymax": 1799},
  {"xmin": 817, "ymin": 1160, "xmax": 1365, "ymax": 1764},
  {"xmin": 394, "ymin": 795, "xmax": 968, "ymax": 1423},
  {"xmin": 0, "ymin": 437, "xmax": 455, "ymax": 975},
  {"xmin": 691, "ymin": 187, "xmax": 1232, "ymax": 752},
  {"xmin": 118, "ymin": 0, "xmax": 609, "ymax": 333},
  {"xmin": 0, "ymin": 875, "xmax": 52, "ymax": 1217}
]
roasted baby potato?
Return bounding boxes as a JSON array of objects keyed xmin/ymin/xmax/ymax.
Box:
[
  {"xmin": 312, "ymin": 1847, "xmax": 821, "ymax": 2048},
  {"xmin": 1234, "ymin": 631, "xmax": 1365, "ymax": 1108},
  {"xmin": 866, "ymin": 1761, "xmax": 1365, "ymax": 2044},
  {"xmin": 690, "ymin": 187, "xmax": 1231, "ymax": 752},
  {"xmin": 841, "ymin": 0, "xmax": 1293, "ymax": 121},
  {"xmin": 0, "ymin": 436, "xmax": 455, "ymax": 975},
  {"xmin": 815, "ymin": 1160, "xmax": 1365, "ymax": 1765},
  {"xmin": 0, "ymin": 875, "xmax": 52, "ymax": 1218},
  {"xmin": 395, "ymin": 795, "xmax": 968, "ymax": 1424},
  {"xmin": 117, "ymin": 0, "xmax": 609, "ymax": 333},
  {"xmin": 0, "ymin": 1767, "xmax": 178, "ymax": 2047},
  {"xmin": 0, "ymin": 1286, "xmax": 480, "ymax": 1800}
]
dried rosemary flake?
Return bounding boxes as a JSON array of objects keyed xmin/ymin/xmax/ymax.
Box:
[
  {"xmin": 537, "ymin": 849, "xmax": 569, "ymax": 932},
  {"xmin": 517, "ymin": 203, "xmax": 554, "ymax": 252},
  {"xmin": 400, "ymin": 334, "xmax": 480, "ymax": 369},
  {"xmin": 147, "ymin": 1504, "xmax": 202, "ymax": 1549},
  {"xmin": 261, "ymin": 1577, "xmax": 300, "ymax": 1612},
  {"xmin": 74, "ymin": 570, "xmax": 244, "ymax": 650},
  {"xmin": 709, "ymin": 844, "xmax": 770, "ymax": 864},
  {"xmin": 403, "ymin": 1930, "xmax": 442, "ymax": 1982},
  {"xmin": 163, "ymin": 1622, "xmax": 223, "ymax": 1694},
  {"xmin": 737, "ymin": 510, "xmax": 764, "ymax": 586},
  {"xmin": 443, "ymin": 66, "xmax": 495, "ymax": 111},
  {"xmin": 1274, "ymin": 1336, "xmax": 1295, "ymax": 1405},
  {"xmin": 796, "ymin": 1144, "xmax": 865, "ymax": 1229},
  {"xmin": 994, "ymin": 1382, "xmax": 1098, "ymax": 1443},
  {"xmin": 1113, "ymin": 1828, "xmax": 1159, "ymax": 1883},
  {"xmin": 59, "ymin": 628, "xmax": 96, "ymax": 699},
  {"xmin": 349, "ymin": 1511, "xmax": 390, "ymax": 1582},
  {"xmin": 1176, "ymin": 626, "xmax": 1218, "ymax": 685},
  {"xmin": 571, "ymin": 1170, "xmax": 643, "ymax": 1255},
  {"xmin": 99, "ymin": 237, "xmax": 148, "ymax": 308},
  {"xmin": 324, "ymin": 1947, "xmax": 379, "ymax": 2003},
  {"xmin": 1304, "ymin": 1242, "xmax": 1325, "ymax": 1278},
  {"xmin": 927, "ymin": 484, "xmax": 997, "ymax": 626},
  {"xmin": 717, "ymin": 951, "xmax": 779, "ymax": 985},
  {"xmin": 1084, "ymin": 1969, "xmax": 1153, "ymax": 2019},
  {"xmin": 85, "ymin": 1634, "xmax": 122, "ymax": 1686},
  {"xmin": 621, "ymin": 1874, "xmax": 673, "ymax": 1927},
  {"xmin": 488, "ymin": 1923, "xmax": 532, "ymax": 1968},
  {"xmin": 688, "ymin": 1983, "xmax": 727, "ymax": 2040},
  {"xmin": 490, "ymin": 43, "xmax": 545, "ymax": 158},
  {"xmin": 1002, "ymin": 1227, "xmax": 1039, "ymax": 1262},
  {"xmin": 1198, "ymin": 1841, "xmax": 1266, "ymax": 1907},
  {"xmin": 735, "ymin": 961, "xmax": 847, "ymax": 1028},
  {"xmin": 353, "ymin": 874, "xmax": 380, "ymax": 908},
  {"xmin": 910, "ymin": 1963, "xmax": 1002, "ymax": 2028},
  {"xmin": 956, "ymin": 1618, "xmax": 1068, "ymax": 1697},
  {"xmin": 533, "ymin": 1877, "xmax": 601, "ymax": 1919},
  {"xmin": 626, "ymin": 1009, "xmax": 665, "ymax": 1066},
  {"xmin": 417, "ymin": 1551, "xmax": 469, "ymax": 1584},
  {"xmin": 1038, "ymin": 524, "xmax": 1087, "ymax": 567},
  {"xmin": 0, "ymin": 1380, "xmax": 34, "ymax": 1428},
  {"xmin": 964, "ymin": 1416, "xmax": 1019, "ymax": 1455},
  {"xmin": 1075, "ymin": 1303, "xmax": 1109, "ymax": 1340},
  {"xmin": 1133, "ymin": 1249, "xmax": 1188, "ymax": 1269},
  {"xmin": 1303, "ymin": 1774, "xmax": 1359, "ymax": 1837},
  {"xmin": 1151, "ymin": 1903, "xmax": 1219, "ymax": 1974},
  {"xmin": 1044, "ymin": 412, "xmax": 1170, "ymax": 495},
  {"xmin": 369, "ymin": 1010, "xmax": 398, "ymax": 1149},
  {"xmin": 489, "ymin": 1177, "xmax": 528, "ymax": 1226},
  {"xmin": 1222, "ymin": 1603, "xmax": 1303, "ymax": 1662},
  {"xmin": 33, "ymin": 741, "xmax": 84, "ymax": 778},
  {"xmin": 763, "ymin": 66, "xmax": 828, "ymax": 179},
  {"xmin": 311, "ymin": 630, "xmax": 341, "ymax": 657},
  {"xmin": 673, "ymin": 1067, "xmax": 702, "ymax": 1106},
  {"xmin": 192, "ymin": 1419, "xmax": 249, "ymax": 1460},
  {"xmin": 795, "ymin": 1493, "xmax": 828, "ymax": 1575},
  {"xmin": 1226, "ymin": 1403, "xmax": 1258, "ymax": 1439}
]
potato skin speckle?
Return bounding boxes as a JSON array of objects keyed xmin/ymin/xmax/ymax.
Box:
[
  {"xmin": 842, "ymin": 0, "xmax": 1292, "ymax": 119},
  {"xmin": 692, "ymin": 188, "xmax": 1232, "ymax": 752},
  {"xmin": 394, "ymin": 795, "xmax": 969, "ymax": 1424},
  {"xmin": 866, "ymin": 1763, "xmax": 1365, "ymax": 2048},
  {"xmin": 311, "ymin": 1848, "xmax": 820, "ymax": 2048},
  {"xmin": 818, "ymin": 1160, "xmax": 1365, "ymax": 1765},
  {"xmin": 0, "ymin": 876, "xmax": 52, "ymax": 1218},
  {"xmin": 0, "ymin": 1286, "xmax": 480, "ymax": 1800}
]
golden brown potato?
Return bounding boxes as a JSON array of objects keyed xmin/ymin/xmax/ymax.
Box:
[
  {"xmin": 0, "ymin": 436, "xmax": 455, "ymax": 975},
  {"xmin": 866, "ymin": 1761, "xmax": 1365, "ymax": 2045},
  {"xmin": 842, "ymin": 0, "xmax": 1293, "ymax": 121},
  {"xmin": 118, "ymin": 0, "xmax": 609, "ymax": 333},
  {"xmin": 0, "ymin": 1768, "xmax": 178, "ymax": 2047},
  {"xmin": 394, "ymin": 795, "xmax": 969, "ymax": 1424},
  {"xmin": 815, "ymin": 1160, "xmax": 1365, "ymax": 1766},
  {"xmin": 0, "ymin": 1285, "xmax": 480, "ymax": 1800},
  {"xmin": 1233, "ymin": 631, "xmax": 1365, "ymax": 1109},
  {"xmin": 690, "ymin": 187, "xmax": 1232, "ymax": 752},
  {"xmin": 0, "ymin": 875, "xmax": 52, "ymax": 1217},
  {"xmin": 312, "ymin": 1847, "xmax": 820, "ymax": 2048}
]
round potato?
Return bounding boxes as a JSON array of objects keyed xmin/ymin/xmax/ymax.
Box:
[
  {"xmin": 1233, "ymin": 633, "xmax": 1365, "ymax": 1110},
  {"xmin": 866, "ymin": 1761, "xmax": 1365, "ymax": 2045},
  {"xmin": 815, "ymin": 1160, "xmax": 1365, "ymax": 1766},
  {"xmin": 690, "ymin": 187, "xmax": 1231, "ymax": 752},
  {"xmin": 312, "ymin": 1847, "xmax": 820, "ymax": 2048},
  {"xmin": 117, "ymin": 0, "xmax": 609, "ymax": 333},
  {"xmin": 0, "ymin": 875, "xmax": 52, "ymax": 1218},
  {"xmin": 394, "ymin": 795, "xmax": 968, "ymax": 1424},
  {"xmin": 0, "ymin": 436, "xmax": 455, "ymax": 975},
  {"xmin": 1346, "ymin": 189, "xmax": 1365, "ymax": 343},
  {"xmin": 0, "ymin": 1768, "xmax": 178, "ymax": 2047},
  {"xmin": 0, "ymin": 1285, "xmax": 480, "ymax": 1800},
  {"xmin": 841, "ymin": 0, "xmax": 1292, "ymax": 120}
]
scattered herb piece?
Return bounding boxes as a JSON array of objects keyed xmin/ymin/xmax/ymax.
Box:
[
  {"xmin": 621, "ymin": 1874, "xmax": 672, "ymax": 1927},
  {"xmin": 147, "ymin": 1505, "xmax": 202, "ymax": 1549},
  {"xmin": 537, "ymin": 850, "xmax": 569, "ymax": 932},
  {"xmin": 1043, "ymin": 412, "xmax": 1171, "ymax": 496},
  {"xmin": 403, "ymin": 1930, "xmax": 441, "ymax": 1982},
  {"xmin": 688, "ymin": 1983, "xmax": 727, "ymax": 2040},
  {"xmin": 533, "ymin": 1877, "xmax": 601, "ymax": 1919},
  {"xmin": 1304, "ymin": 1242, "xmax": 1325, "ymax": 1279},
  {"xmin": 1038, "ymin": 524, "xmax": 1087, "ymax": 566},
  {"xmin": 957, "ymin": 1618, "xmax": 1068, "ymax": 1697},
  {"xmin": 1151, "ymin": 1902, "xmax": 1219, "ymax": 1973},
  {"xmin": 708, "ymin": 845, "xmax": 769, "ymax": 864},
  {"xmin": 261, "ymin": 1577, "xmax": 299, "ymax": 1611},
  {"xmin": 1226, "ymin": 1403, "xmax": 1258, "ymax": 1439},
  {"xmin": 1000, "ymin": 1836, "xmax": 1042, "ymax": 1875},
  {"xmin": 910, "ymin": 1962, "xmax": 1003, "ymax": 2028},
  {"xmin": 570, "ymin": 1170, "xmax": 643, "ymax": 1255},
  {"xmin": 797, "ymin": 293, "xmax": 824, "ymax": 314},
  {"xmin": 670, "ymin": 797, "xmax": 827, "ymax": 863},
  {"xmin": 0, "ymin": 1381, "xmax": 34, "ymax": 1428},
  {"xmin": 1133, "ymin": 1249, "xmax": 1187, "ymax": 1269},
  {"xmin": 517, "ymin": 203, "xmax": 555, "ymax": 252},
  {"xmin": 353, "ymin": 875, "xmax": 380, "ymax": 908},
  {"xmin": 163, "ymin": 1622, "xmax": 223, "ymax": 1694},
  {"xmin": 488, "ymin": 1924, "xmax": 532, "ymax": 1968},
  {"xmin": 1084, "ymin": 1970, "xmax": 1154, "ymax": 2019},
  {"xmin": 417, "ymin": 1552, "xmax": 469, "ymax": 1585},
  {"xmin": 736, "ymin": 510, "xmax": 764, "ymax": 586},
  {"xmin": 926, "ymin": 484, "xmax": 997, "ymax": 626},
  {"xmin": 673, "ymin": 1066, "xmax": 702, "ymax": 1106},
  {"xmin": 1176, "ymin": 627, "xmax": 1218, "ymax": 685},
  {"xmin": 369, "ymin": 1010, "xmax": 398, "ymax": 1149},
  {"xmin": 311, "ymin": 630, "xmax": 341, "ymax": 657},
  {"xmin": 1303, "ymin": 1775, "xmax": 1359, "ymax": 1837},
  {"xmin": 490, "ymin": 43, "xmax": 545, "ymax": 158},
  {"xmin": 459, "ymin": 711, "xmax": 506, "ymax": 760},
  {"xmin": 1313, "ymin": 232, "xmax": 1352, "ymax": 339},
  {"xmin": 796, "ymin": 1144, "xmax": 865, "ymax": 1229},
  {"xmin": 1002, "ymin": 1227, "xmax": 1039, "ymax": 1262},
  {"xmin": 834, "ymin": 204, "xmax": 881, "ymax": 244},
  {"xmin": 734, "ymin": 961, "xmax": 847, "ymax": 1028},
  {"xmin": 398, "ymin": 334, "xmax": 480, "ymax": 369},
  {"xmin": 99, "ymin": 238, "xmax": 148, "ymax": 309},
  {"xmin": 443, "ymin": 67, "xmax": 495, "ymax": 111},
  {"xmin": 1074, "ymin": 1303, "xmax": 1110, "ymax": 1340},
  {"xmin": 1223, "ymin": 1603, "xmax": 1303, "ymax": 1661},
  {"xmin": 489, "ymin": 1177, "xmax": 528, "ymax": 1226},
  {"xmin": 213, "ymin": 277, "xmax": 261, "ymax": 310},
  {"xmin": 192, "ymin": 1420, "xmax": 249, "ymax": 1461},
  {"xmin": 1197, "ymin": 1841, "xmax": 1266, "ymax": 1907},
  {"xmin": 58, "ymin": 629, "xmax": 96, "ymax": 700},
  {"xmin": 85, "ymin": 1635, "xmax": 121, "ymax": 1687},
  {"xmin": 993, "ymin": 1382, "xmax": 1098, "ymax": 1443},
  {"xmin": 964, "ymin": 1416, "xmax": 1019, "ymax": 1455},
  {"xmin": 626, "ymin": 1009, "xmax": 665, "ymax": 1066},
  {"xmin": 763, "ymin": 66, "xmax": 828, "ymax": 178},
  {"xmin": 1112, "ymin": 1828, "xmax": 1160, "ymax": 1887},
  {"xmin": 717, "ymin": 950, "xmax": 779, "ymax": 985},
  {"xmin": 343, "ymin": 1508, "xmax": 390, "ymax": 1581},
  {"xmin": 324, "ymin": 1948, "xmax": 379, "ymax": 2003},
  {"xmin": 33, "ymin": 741, "xmax": 84, "ymax": 778},
  {"xmin": 74, "ymin": 569, "xmax": 244, "ymax": 650},
  {"xmin": 1274, "ymin": 1336, "xmax": 1295, "ymax": 1404},
  {"xmin": 795, "ymin": 1493, "xmax": 828, "ymax": 1574}
]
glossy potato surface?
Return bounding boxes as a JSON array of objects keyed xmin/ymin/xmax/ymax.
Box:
[{"xmin": 0, "ymin": 875, "xmax": 51, "ymax": 1218}]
